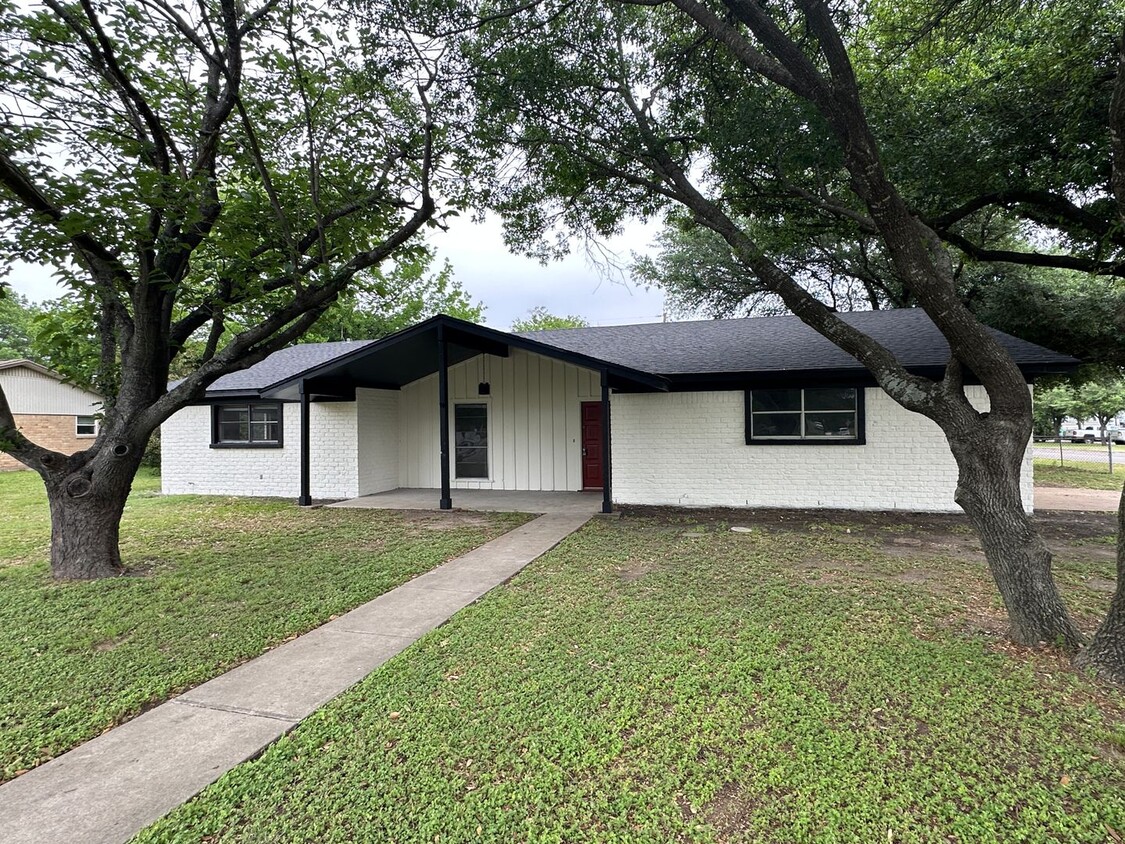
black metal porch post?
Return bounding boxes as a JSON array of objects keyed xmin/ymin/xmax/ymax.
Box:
[
  {"xmin": 438, "ymin": 324, "xmax": 452, "ymax": 509},
  {"xmin": 298, "ymin": 379, "xmax": 312, "ymax": 506},
  {"xmin": 600, "ymin": 369, "xmax": 612, "ymax": 514}
]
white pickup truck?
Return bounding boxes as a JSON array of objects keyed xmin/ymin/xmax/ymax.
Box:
[{"xmin": 1058, "ymin": 424, "xmax": 1125, "ymax": 444}]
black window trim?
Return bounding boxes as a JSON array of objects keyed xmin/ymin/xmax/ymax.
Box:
[
  {"xmin": 744, "ymin": 387, "xmax": 866, "ymax": 446},
  {"xmin": 210, "ymin": 401, "xmax": 284, "ymax": 449}
]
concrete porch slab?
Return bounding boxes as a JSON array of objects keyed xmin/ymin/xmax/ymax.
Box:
[{"xmin": 327, "ymin": 487, "xmax": 603, "ymax": 515}]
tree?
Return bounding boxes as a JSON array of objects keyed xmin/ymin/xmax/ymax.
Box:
[
  {"xmin": 1073, "ymin": 380, "xmax": 1125, "ymax": 441},
  {"xmin": 0, "ymin": 292, "xmax": 37, "ymax": 361},
  {"xmin": 511, "ymin": 306, "xmax": 589, "ymax": 331},
  {"xmin": 458, "ymin": 0, "xmax": 1125, "ymax": 677},
  {"xmin": 637, "ymin": 214, "xmax": 1125, "ymax": 369},
  {"xmin": 305, "ymin": 254, "xmax": 483, "ymax": 343},
  {"xmin": 0, "ymin": 0, "xmax": 458, "ymax": 579},
  {"xmin": 1032, "ymin": 384, "xmax": 1076, "ymax": 441}
]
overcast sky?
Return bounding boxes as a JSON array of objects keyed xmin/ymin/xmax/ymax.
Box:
[{"xmin": 7, "ymin": 212, "xmax": 670, "ymax": 331}]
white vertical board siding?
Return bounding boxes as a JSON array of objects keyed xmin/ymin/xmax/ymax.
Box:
[
  {"xmin": 161, "ymin": 401, "xmax": 360, "ymax": 499},
  {"xmin": 356, "ymin": 388, "xmax": 399, "ymax": 495},
  {"xmin": 0, "ymin": 366, "xmax": 102, "ymax": 415},
  {"xmin": 610, "ymin": 385, "xmax": 1035, "ymax": 513},
  {"xmin": 397, "ymin": 349, "xmax": 600, "ymax": 491}
]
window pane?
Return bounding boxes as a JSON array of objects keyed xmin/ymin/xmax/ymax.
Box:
[
  {"xmin": 751, "ymin": 389, "xmax": 802, "ymax": 412},
  {"xmin": 249, "ymin": 421, "xmax": 279, "ymax": 443},
  {"xmin": 752, "ymin": 412, "xmax": 801, "ymax": 438},
  {"xmin": 804, "ymin": 388, "xmax": 857, "ymax": 411},
  {"xmin": 454, "ymin": 404, "xmax": 488, "ymax": 478},
  {"xmin": 217, "ymin": 406, "xmax": 249, "ymax": 442},
  {"xmin": 76, "ymin": 416, "xmax": 96, "ymax": 436},
  {"xmin": 219, "ymin": 421, "xmax": 248, "ymax": 441},
  {"xmin": 804, "ymin": 411, "xmax": 857, "ymax": 438},
  {"xmin": 219, "ymin": 407, "xmax": 249, "ymax": 424},
  {"xmin": 251, "ymin": 406, "xmax": 279, "ymax": 424}
]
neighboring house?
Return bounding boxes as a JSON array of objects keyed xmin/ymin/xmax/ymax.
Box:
[
  {"xmin": 0, "ymin": 360, "xmax": 102, "ymax": 471},
  {"xmin": 161, "ymin": 310, "xmax": 1077, "ymax": 513}
]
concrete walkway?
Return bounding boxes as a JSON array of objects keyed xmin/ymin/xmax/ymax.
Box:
[
  {"xmin": 0, "ymin": 511, "xmax": 592, "ymax": 844},
  {"xmin": 1036, "ymin": 486, "xmax": 1121, "ymax": 512}
]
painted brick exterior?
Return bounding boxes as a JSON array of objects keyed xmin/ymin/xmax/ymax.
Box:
[
  {"xmin": 609, "ymin": 386, "xmax": 1034, "ymax": 513},
  {"xmin": 161, "ymin": 380, "xmax": 1034, "ymax": 513},
  {"xmin": 357, "ymin": 389, "xmax": 399, "ymax": 495},
  {"xmin": 0, "ymin": 414, "xmax": 97, "ymax": 471},
  {"xmin": 160, "ymin": 402, "xmax": 360, "ymax": 499}
]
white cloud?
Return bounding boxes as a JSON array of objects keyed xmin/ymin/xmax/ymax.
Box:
[
  {"xmin": 428, "ymin": 213, "xmax": 667, "ymax": 329},
  {"xmin": 6, "ymin": 261, "xmax": 66, "ymax": 303}
]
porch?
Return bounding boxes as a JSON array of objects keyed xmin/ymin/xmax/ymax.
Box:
[
  {"xmin": 256, "ymin": 316, "xmax": 667, "ymax": 514},
  {"xmin": 327, "ymin": 487, "xmax": 604, "ymax": 515}
]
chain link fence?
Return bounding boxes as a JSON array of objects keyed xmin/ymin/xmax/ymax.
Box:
[{"xmin": 1031, "ymin": 440, "xmax": 1121, "ymax": 472}]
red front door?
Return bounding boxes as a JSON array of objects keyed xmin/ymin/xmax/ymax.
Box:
[{"xmin": 581, "ymin": 401, "xmax": 603, "ymax": 490}]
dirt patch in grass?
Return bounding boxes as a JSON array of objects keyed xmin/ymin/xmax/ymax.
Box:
[
  {"xmin": 620, "ymin": 504, "xmax": 1116, "ymax": 564},
  {"xmin": 405, "ymin": 511, "xmax": 498, "ymax": 531},
  {"xmin": 618, "ymin": 559, "xmax": 657, "ymax": 581},
  {"xmin": 701, "ymin": 782, "xmax": 768, "ymax": 839}
]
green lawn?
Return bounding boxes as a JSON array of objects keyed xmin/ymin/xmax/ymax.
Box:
[
  {"xmin": 1034, "ymin": 459, "xmax": 1125, "ymax": 491},
  {"xmin": 0, "ymin": 469, "xmax": 528, "ymax": 781},
  {"xmin": 134, "ymin": 509, "xmax": 1125, "ymax": 844}
]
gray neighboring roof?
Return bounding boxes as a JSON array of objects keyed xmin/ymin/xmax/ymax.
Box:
[
  {"xmin": 0, "ymin": 358, "xmax": 103, "ymax": 397},
  {"xmin": 0, "ymin": 358, "xmax": 67, "ymax": 379},
  {"xmin": 206, "ymin": 340, "xmax": 377, "ymax": 393},
  {"xmin": 518, "ymin": 309, "xmax": 1077, "ymax": 376}
]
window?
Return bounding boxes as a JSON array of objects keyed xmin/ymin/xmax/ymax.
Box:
[
  {"xmin": 746, "ymin": 387, "xmax": 864, "ymax": 444},
  {"xmin": 211, "ymin": 402, "xmax": 282, "ymax": 447},
  {"xmin": 454, "ymin": 402, "xmax": 489, "ymax": 478},
  {"xmin": 76, "ymin": 415, "xmax": 97, "ymax": 437}
]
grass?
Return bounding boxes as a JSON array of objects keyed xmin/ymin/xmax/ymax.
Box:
[
  {"xmin": 134, "ymin": 510, "xmax": 1125, "ymax": 844},
  {"xmin": 0, "ymin": 469, "xmax": 528, "ymax": 781},
  {"xmin": 1034, "ymin": 459, "xmax": 1125, "ymax": 491}
]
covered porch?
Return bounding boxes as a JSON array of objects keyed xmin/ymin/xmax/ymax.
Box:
[{"xmin": 260, "ymin": 315, "xmax": 667, "ymax": 514}]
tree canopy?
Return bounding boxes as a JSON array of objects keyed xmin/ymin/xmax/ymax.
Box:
[
  {"xmin": 510, "ymin": 306, "xmax": 589, "ymax": 331},
  {"xmin": 0, "ymin": 292, "xmax": 37, "ymax": 361},
  {"xmin": 453, "ymin": 0, "xmax": 1125, "ymax": 675},
  {"xmin": 0, "ymin": 0, "xmax": 466, "ymax": 579}
]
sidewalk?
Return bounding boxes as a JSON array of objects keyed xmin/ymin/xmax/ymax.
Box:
[
  {"xmin": 0, "ymin": 511, "xmax": 593, "ymax": 844},
  {"xmin": 1036, "ymin": 486, "xmax": 1121, "ymax": 512}
]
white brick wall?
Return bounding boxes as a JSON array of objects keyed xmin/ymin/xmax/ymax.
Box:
[
  {"xmin": 610, "ymin": 386, "xmax": 1035, "ymax": 513},
  {"xmin": 162, "ymin": 382, "xmax": 1035, "ymax": 514},
  {"xmin": 161, "ymin": 401, "xmax": 360, "ymax": 499},
  {"xmin": 357, "ymin": 388, "xmax": 399, "ymax": 495}
]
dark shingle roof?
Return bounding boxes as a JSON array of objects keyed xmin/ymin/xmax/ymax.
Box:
[
  {"xmin": 200, "ymin": 310, "xmax": 1077, "ymax": 396},
  {"xmin": 519, "ymin": 309, "xmax": 1076, "ymax": 376},
  {"xmin": 207, "ymin": 339, "xmax": 376, "ymax": 392}
]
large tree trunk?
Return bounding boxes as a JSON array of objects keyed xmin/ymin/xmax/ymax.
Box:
[
  {"xmin": 950, "ymin": 432, "xmax": 1084, "ymax": 650},
  {"xmin": 41, "ymin": 446, "xmax": 144, "ymax": 581},
  {"xmin": 1073, "ymin": 483, "xmax": 1125, "ymax": 682}
]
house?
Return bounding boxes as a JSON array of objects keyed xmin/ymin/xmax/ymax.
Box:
[
  {"xmin": 0, "ymin": 360, "xmax": 103, "ymax": 471},
  {"xmin": 160, "ymin": 310, "xmax": 1077, "ymax": 512}
]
